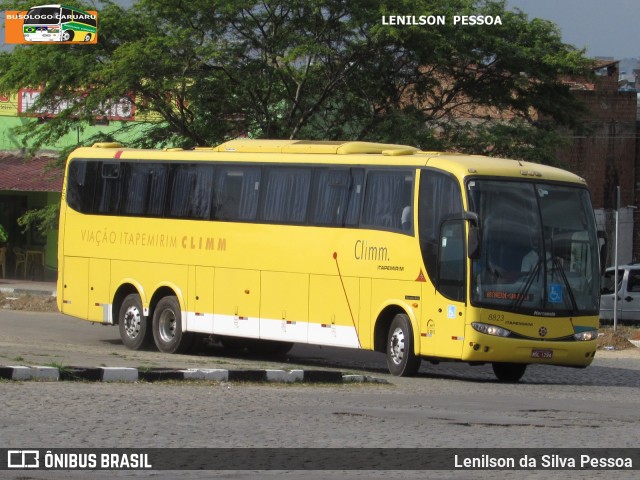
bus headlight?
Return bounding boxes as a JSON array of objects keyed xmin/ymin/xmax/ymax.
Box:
[
  {"xmin": 573, "ymin": 330, "xmax": 598, "ymax": 341},
  {"xmin": 471, "ymin": 322, "xmax": 511, "ymax": 337}
]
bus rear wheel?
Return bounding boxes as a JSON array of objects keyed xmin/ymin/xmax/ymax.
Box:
[
  {"xmin": 386, "ymin": 313, "xmax": 421, "ymax": 376},
  {"xmin": 492, "ymin": 363, "xmax": 527, "ymax": 383},
  {"xmin": 152, "ymin": 296, "xmax": 194, "ymax": 354},
  {"xmin": 118, "ymin": 293, "xmax": 151, "ymax": 350}
]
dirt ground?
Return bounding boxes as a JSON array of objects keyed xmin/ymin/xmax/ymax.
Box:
[
  {"xmin": 1, "ymin": 292, "xmax": 58, "ymax": 312},
  {"xmin": 1, "ymin": 292, "xmax": 638, "ymax": 351},
  {"xmin": 597, "ymin": 326, "xmax": 640, "ymax": 350}
]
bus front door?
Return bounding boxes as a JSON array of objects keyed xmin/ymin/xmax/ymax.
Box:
[{"xmin": 420, "ymin": 219, "xmax": 466, "ymax": 358}]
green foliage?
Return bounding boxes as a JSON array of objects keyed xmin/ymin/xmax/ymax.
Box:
[
  {"xmin": 0, "ymin": 0, "xmax": 592, "ymax": 164},
  {"xmin": 17, "ymin": 204, "xmax": 59, "ymax": 236},
  {"xmin": 0, "ymin": 223, "xmax": 8, "ymax": 243}
]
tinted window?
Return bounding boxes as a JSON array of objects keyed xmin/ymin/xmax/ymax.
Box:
[
  {"xmin": 418, "ymin": 170, "xmax": 463, "ymax": 285},
  {"xmin": 24, "ymin": 7, "xmax": 60, "ymax": 24},
  {"xmin": 362, "ymin": 170, "xmax": 413, "ymax": 231},
  {"xmin": 213, "ymin": 166, "xmax": 261, "ymax": 221},
  {"xmin": 438, "ymin": 219, "xmax": 466, "ymax": 301},
  {"xmin": 311, "ymin": 169, "xmax": 350, "ymax": 225},
  {"xmin": 66, "ymin": 160, "xmax": 416, "ymax": 234},
  {"xmin": 601, "ymin": 270, "xmax": 623, "ymax": 294},
  {"xmin": 122, "ymin": 163, "xmax": 168, "ymax": 216},
  {"xmin": 67, "ymin": 160, "xmax": 99, "ymax": 213},
  {"xmin": 627, "ymin": 270, "xmax": 640, "ymax": 293},
  {"xmin": 261, "ymin": 167, "xmax": 312, "ymax": 223},
  {"xmin": 96, "ymin": 162, "xmax": 122, "ymax": 213},
  {"xmin": 168, "ymin": 164, "xmax": 214, "ymax": 219},
  {"xmin": 344, "ymin": 169, "xmax": 364, "ymax": 226}
]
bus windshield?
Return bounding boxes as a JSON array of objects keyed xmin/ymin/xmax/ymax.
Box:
[
  {"xmin": 468, "ymin": 180, "xmax": 600, "ymax": 316},
  {"xmin": 24, "ymin": 7, "xmax": 61, "ymax": 25}
]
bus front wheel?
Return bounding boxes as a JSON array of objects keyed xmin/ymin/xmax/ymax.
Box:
[
  {"xmin": 386, "ymin": 313, "xmax": 421, "ymax": 376},
  {"xmin": 118, "ymin": 293, "xmax": 151, "ymax": 350},
  {"xmin": 492, "ymin": 363, "xmax": 527, "ymax": 383},
  {"xmin": 152, "ymin": 296, "xmax": 194, "ymax": 354}
]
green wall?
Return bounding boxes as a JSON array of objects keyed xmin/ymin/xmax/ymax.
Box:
[
  {"xmin": 0, "ymin": 116, "xmax": 153, "ymax": 280},
  {"xmin": 0, "ymin": 116, "xmax": 153, "ymax": 150}
]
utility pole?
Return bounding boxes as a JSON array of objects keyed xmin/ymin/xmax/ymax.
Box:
[{"xmin": 613, "ymin": 186, "xmax": 620, "ymax": 331}]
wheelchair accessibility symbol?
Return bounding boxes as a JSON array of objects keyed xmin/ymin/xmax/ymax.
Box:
[{"xmin": 548, "ymin": 284, "xmax": 563, "ymax": 303}]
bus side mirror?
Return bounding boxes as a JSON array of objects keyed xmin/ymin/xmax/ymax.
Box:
[
  {"xmin": 598, "ymin": 230, "xmax": 607, "ymax": 275},
  {"xmin": 463, "ymin": 211, "xmax": 480, "ymax": 260}
]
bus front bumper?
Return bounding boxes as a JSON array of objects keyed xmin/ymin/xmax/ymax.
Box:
[{"xmin": 461, "ymin": 332, "xmax": 598, "ymax": 367}]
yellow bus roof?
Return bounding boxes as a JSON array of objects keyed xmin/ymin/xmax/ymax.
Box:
[
  {"xmin": 71, "ymin": 140, "xmax": 586, "ymax": 185},
  {"xmin": 215, "ymin": 139, "xmax": 419, "ymax": 155}
]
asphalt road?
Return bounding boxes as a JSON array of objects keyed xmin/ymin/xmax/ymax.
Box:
[{"xmin": 1, "ymin": 310, "xmax": 640, "ymax": 479}]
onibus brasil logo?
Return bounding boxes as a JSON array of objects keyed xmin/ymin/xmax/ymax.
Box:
[{"xmin": 5, "ymin": 4, "xmax": 98, "ymax": 44}]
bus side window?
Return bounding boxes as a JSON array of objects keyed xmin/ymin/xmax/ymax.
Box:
[
  {"xmin": 61, "ymin": 7, "xmax": 73, "ymax": 22},
  {"xmin": 146, "ymin": 165, "xmax": 169, "ymax": 216},
  {"xmin": 189, "ymin": 165, "xmax": 215, "ymax": 219},
  {"xmin": 123, "ymin": 163, "xmax": 153, "ymax": 215},
  {"xmin": 260, "ymin": 167, "xmax": 312, "ymax": 224},
  {"xmin": 168, "ymin": 164, "xmax": 214, "ymax": 219},
  {"xmin": 311, "ymin": 168, "xmax": 350, "ymax": 225},
  {"xmin": 344, "ymin": 169, "xmax": 364, "ymax": 226},
  {"xmin": 213, "ymin": 166, "xmax": 261, "ymax": 221},
  {"xmin": 96, "ymin": 162, "xmax": 122, "ymax": 214},
  {"xmin": 400, "ymin": 176, "xmax": 413, "ymax": 231},
  {"xmin": 362, "ymin": 170, "xmax": 413, "ymax": 232},
  {"xmin": 66, "ymin": 160, "xmax": 93, "ymax": 213}
]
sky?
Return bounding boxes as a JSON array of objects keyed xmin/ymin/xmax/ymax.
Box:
[
  {"xmin": 2, "ymin": 1, "xmax": 639, "ymax": 60},
  {"xmin": 507, "ymin": 0, "xmax": 640, "ymax": 59},
  {"xmin": 106, "ymin": 0, "xmax": 640, "ymax": 60}
]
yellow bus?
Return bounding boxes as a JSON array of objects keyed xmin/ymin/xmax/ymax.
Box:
[{"xmin": 57, "ymin": 139, "xmax": 602, "ymax": 381}]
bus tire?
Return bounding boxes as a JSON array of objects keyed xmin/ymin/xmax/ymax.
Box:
[
  {"xmin": 83, "ymin": 34, "xmax": 92, "ymax": 42},
  {"xmin": 62, "ymin": 30, "xmax": 74, "ymax": 41},
  {"xmin": 492, "ymin": 363, "xmax": 527, "ymax": 383},
  {"xmin": 152, "ymin": 296, "xmax": 194, "ymax": 354},
  {"xmin": 118, "ymin": 293, "xmax": 151, "ymax": 350},
  {"xmin": 386, "ymin": 313, "xmax": 421, "ymax": 376}
]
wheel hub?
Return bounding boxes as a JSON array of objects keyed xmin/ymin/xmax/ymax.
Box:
[
  {"xmin": 123, "ymin": 306, "xmax": 141, "ymax": 338},
  {"xmin": 158, "ymin": 310, "xmax": 176, "ymax": 343},
  {"xmin": 389, "ymin": 327, "xmax": 405, "ymax": 365}
]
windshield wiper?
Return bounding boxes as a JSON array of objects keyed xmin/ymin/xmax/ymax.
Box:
[
  {"xmin": 513, "ymin": 257, "xmax": 542, "ymax": 310},
  {"xmin": 551, "ymin": 257, "xmax": 578, "ymax": 313}
]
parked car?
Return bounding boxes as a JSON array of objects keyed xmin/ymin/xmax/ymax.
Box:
[{"xmin": 600, "ymin": 264, "xmax": 640, "ymax": 324}]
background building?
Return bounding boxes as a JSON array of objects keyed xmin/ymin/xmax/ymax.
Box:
[
  {"xmin": 0, "ymin": 89, "xmax": 152, "ymax": 280},
  {"xmin": 556, "ymin": 60, "xmax": 638, "ymax": 265}
]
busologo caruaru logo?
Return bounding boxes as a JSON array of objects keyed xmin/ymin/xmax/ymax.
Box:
[{"xmin": 5, "ymin": 4, "xmax": 98, "ymax": 44}]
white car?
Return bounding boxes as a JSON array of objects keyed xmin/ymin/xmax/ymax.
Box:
[{"xmin": 600, "ymin": 265, "xmax": 640, "ymax": 324}]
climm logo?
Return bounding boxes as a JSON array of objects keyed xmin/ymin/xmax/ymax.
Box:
[
  {"xmin": 354, "ymin": 239, "xmax": 389, "ymax": 261},
  {"xmin": 5, "ymin": 4, "xmax": 98, "ymax": 44}
]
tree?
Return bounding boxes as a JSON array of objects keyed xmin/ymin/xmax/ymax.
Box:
[{"xmin": 0, "ymin": 0, "xmax": 591, "ymax": 162}]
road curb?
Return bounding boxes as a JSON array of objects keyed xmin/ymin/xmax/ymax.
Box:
[
  {"xmin": 0, "ymin": 366, "xmax": 389, "ymax": 384},
  {"xmin": 0, "ymin": 287, "xmax": 57, "ymax": 297}
]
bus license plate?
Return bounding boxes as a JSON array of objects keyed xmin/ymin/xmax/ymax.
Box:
[{"xmin": 531, "ymin": 349, "xmax": 553, "ymax": 359}]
